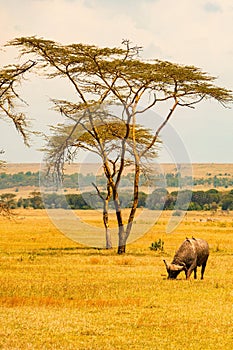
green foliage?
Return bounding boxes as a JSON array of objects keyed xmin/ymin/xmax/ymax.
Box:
[
  {"xmin": 221, "ymin": 194, "xmax": 233, "ymax": 210},
  {"xmin": 0, "ymin": 168, "xmax": 233, "ymax": 211},
  {"xmin": 0, "ymin": 171, "xmax": 39, "ymax": 189},
  {"xmin": 1, "ymin": 180, "xmax": 233, "ymax": 211},
  {"xmin": 0, "ymin": 193, "xmax": 17, "ymax": 209},
  {"xmin": 172, "ymin": 210, "xmax": 183, "ymax": 216},
  {"xmin": 65, "ymin": 193, "xmax": 92, "ymax": 210},
  {"xmin": 146, "ymin": 188, "xmax": 168, "ymax": 210},
  {"xmin": 1, "ymin": 171, "xmax": 233, "ymax": 191},
  {"xmin": 29, "ymin": 191, "xmax": 44, "ymax": 209},
  {"xmin": 150, "ymin": 238, "xmax": 164, "ymax": 251}
]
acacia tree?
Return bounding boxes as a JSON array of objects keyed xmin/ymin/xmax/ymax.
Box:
[
  {"xmin": 9, "ymin": 37, "xmax": 232, "ymax": 253},
  {"xmin": 0, "ymin": 57, "xmax": 36, "ymax": 215},
  {"xmin": 44, "ymin": 106, "xmax": 158, "ymax": 249}
]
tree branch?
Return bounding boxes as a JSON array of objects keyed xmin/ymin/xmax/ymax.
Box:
[{"xmin": 141, "ymin": 98, "xmax": 179, "ymax": 158}]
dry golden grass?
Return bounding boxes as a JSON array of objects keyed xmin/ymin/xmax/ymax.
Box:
[{"xmin": 0, "ymin": 209, "xmax": 233, "ymax": 349}]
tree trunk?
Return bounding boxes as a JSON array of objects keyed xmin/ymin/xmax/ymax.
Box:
[
  {"xmin": 124, "ymin": 163, "xmax": 140, "ymax": 245},
  {"xmin": 92, "ymin": 182, "xmax": 113, "ymax": 249},
  {"xmin": 112, "ymin": 190, "xmax": 126, "ymax": 254},
  {"xmin": 103, "ymin": 200, "xmax": 112, "ymax": 249},
  {"xmin": 105, "ymin": 227, "xmax": 112, "ymax": 249},
  {"xmin": 115, "ymin": 163, "xmax": 140, "ymax": 254},
  {"xmin": 117, "ymin": 226, "xmax": 127, "ymax": 254}
]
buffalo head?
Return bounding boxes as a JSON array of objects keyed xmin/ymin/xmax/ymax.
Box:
[{"xmin": 163, "ymin": 259, "xmax": 187, "ymax": 279}]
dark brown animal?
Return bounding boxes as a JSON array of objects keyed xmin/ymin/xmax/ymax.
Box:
[{"xmin": 163, "ymin": 237, "xmax": 209, "ymax": 280}]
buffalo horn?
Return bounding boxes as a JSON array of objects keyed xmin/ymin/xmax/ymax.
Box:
[
  {"xmin": 170, "ymin": 263, "xmax": 186, "ymax": 271},
  {"xmin": 163, "ymin": 259, "xmax": 170, "ymax": 271}
]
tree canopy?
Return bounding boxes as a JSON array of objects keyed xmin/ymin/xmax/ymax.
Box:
[{"xmin": 9, "ymin": 37, "xmax": 232, "ymax": 107}]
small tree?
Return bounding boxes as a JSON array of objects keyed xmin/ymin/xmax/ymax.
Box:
[
  {"xmin": 9, "ymin": 37, "xmax": 233, "ymax": 253},
  {"xmin": 29, "ymin": 191, "xmax": 44, "ymax": 209},
  {"xmin": 221, "ymin": 194, "xmax": 233, "ymax": 211},
  {"xmin": 0, "ymin": 193, "xmax": 17, "ymax": 217}
]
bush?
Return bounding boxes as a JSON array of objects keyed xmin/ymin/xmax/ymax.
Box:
[
  {"xmin": 221, "ymin": 194, "xmax": 233, "ymax": 210},
  {"xmin": 172, "ymin": 210, "xmax": 183, "ymax": 216},
  {"xmin": 150, "ymin": 238, "xmax": 164, "ymax": 252}
]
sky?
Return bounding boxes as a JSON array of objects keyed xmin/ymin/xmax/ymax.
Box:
[{"xmin": 0, "ymin": 0, "xmax": 233, "ymax": 164}]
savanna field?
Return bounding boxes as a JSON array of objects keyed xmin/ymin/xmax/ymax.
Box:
[{"xmin": 0, "ymin": 209, "xmax": 233, "ymax": 349}]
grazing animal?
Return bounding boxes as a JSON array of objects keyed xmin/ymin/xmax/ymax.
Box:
[{"xmin": 163, "ymin": 237, "xmax": 209, "ymax": 280}]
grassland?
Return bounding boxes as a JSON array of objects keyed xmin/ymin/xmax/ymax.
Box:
[
  {"xmin": 4, "ymin": 162, "xmax": 233, "ymax": 177},
  {"xmin": 0, "ymin": 209, "xmax": 233, "ymax": 349}
]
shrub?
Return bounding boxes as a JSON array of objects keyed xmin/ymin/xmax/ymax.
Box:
[
  {"xmin": 150, "ymin": 238, "xmax": 164, "ymax": 252},
  {"xmin": 172, "ymin": 210, "xmax": 183, "ymax": 216}
]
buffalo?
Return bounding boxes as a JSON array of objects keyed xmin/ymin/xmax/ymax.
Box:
[{"xmin": 163, "ymin": 237, "xmax": 209, "ymax": 280}]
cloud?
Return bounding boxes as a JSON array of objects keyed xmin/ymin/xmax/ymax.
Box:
[
  {"xmin": 82, "ymin": 0, "xmax": 159, "ymax": 30},
  {"xmin": 83, "ymin": 0, "xmax": 157, "ymax": 7},
  {"xmin": 203, "ymin": 2, "xmax": 222, "ymax": 13},
  {"xmin": 0, "ymin": 0, "xmax": 232, "ymax": 162}
]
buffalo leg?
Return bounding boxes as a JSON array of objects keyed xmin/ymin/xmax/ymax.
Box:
[
  {"xmin": 201, "ymin": 262, "xmax": 207, "ymax": 280},
  {"xmin": 186, "ymin": 268, "xmax": 193, "ymax": 280},
  {"xmin": 186, "ymin": 262, "xmax": 197, "ymax": 279}
]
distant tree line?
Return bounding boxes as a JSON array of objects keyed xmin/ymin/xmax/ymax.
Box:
[
  {"xmin": 0, "ymin": 171, "xmax": 39, "ymax": 188},
  {"xmin": 0, "ymin": 171, "xmax": 233, "ymax": 190},
  {"xmin": 1, "ymin": 188, "xmax": 233, "ymax": 211}
]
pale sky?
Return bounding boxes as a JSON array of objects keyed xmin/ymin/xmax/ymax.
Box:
[{"xmin": 0, "ymin": 0, "xmax": 232, "ymax": 164}]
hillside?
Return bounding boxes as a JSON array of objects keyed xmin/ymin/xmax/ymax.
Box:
[{"xmin": 3, "ymin": 163, "xmax": 233, "ymax": 178}]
